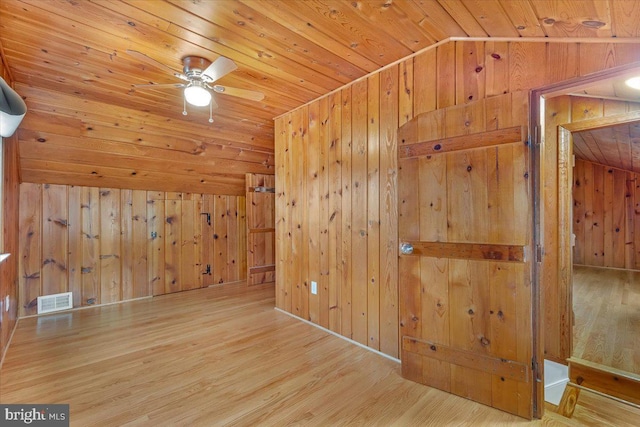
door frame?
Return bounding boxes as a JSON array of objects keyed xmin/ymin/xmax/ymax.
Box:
[{"xmin": 530, "ymin": 61, "xmax": 640, "ymax": 414}]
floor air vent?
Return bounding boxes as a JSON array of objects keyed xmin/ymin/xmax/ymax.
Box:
[{"xmin": 37, "ymin": 292, "xmax": 73, "ymax": 314}]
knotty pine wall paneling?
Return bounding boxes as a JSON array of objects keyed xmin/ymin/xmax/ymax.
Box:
[
  {"xmin": 573, "ymin": 159, "xmax": 640, "ymax": 270},
  {"xmin": 275, "ymin": 41, "xmax": 640, "ymax": 359},
  {"xmin": 18, "ymin": 183, "xmax": 246, "ymax": 316}
]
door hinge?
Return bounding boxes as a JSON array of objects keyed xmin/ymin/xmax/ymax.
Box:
[
  {"xmin": 250, "ymin": 186, "xmax": 276, "ymax": 193},
  {"xmin": 201, "ymin": 212, "xmax": 211, "ymax": 226},
  {"xmin": 531, "ymin": 125, "xmax": 541, "ymax": 146},
  {"xmin": 535, "ymin": 245, "xmax": 544, "ymax": 262},
  {"xmin": 532, "ymin": 357, "xmax": 542, "ymax": 382},
  {"xmin": 202, "ymin": 264, "xmax": 211, "ymax": 275}
]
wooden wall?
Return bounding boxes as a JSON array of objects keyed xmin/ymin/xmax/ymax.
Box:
[
  {"xmin": 18, "ymin": 183, "xmax": 246, "ymax": 317},
  {"xmin": 573, "ymin": 159, "xmax": 640, "ymax": 270},
  {"xmin": 0, "ymin": 52, "xmax": 20, "ymax": 363},
  {"xmin": 275, "ymin": 41, "xmax": 640, "ymax": 359}
]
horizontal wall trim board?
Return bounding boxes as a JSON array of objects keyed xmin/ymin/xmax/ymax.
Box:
[
  {"xmin": 403, "ymin": 336, "xmax": 530, "ymax": 383},
  {"xmin": 399, "ymin": 126, "xmax": 523, "ymax": 158},
  {"xmin": 562, "ymin": 110, "xmax": 640, "ymax": 133},
  {"xmin": 249, "ymin": 264, "xmax": 276, "ymax": 274},
  {"xmin": 274, "ymin": 308, "xmax": 401, "ymax": 364},
  {"xmin": 401, "ymin": 241, "xmax": 525, "ymax": 262},
  {"xmin": 249, "ymin": 228, "xmax": 275, "ymax": 233}
]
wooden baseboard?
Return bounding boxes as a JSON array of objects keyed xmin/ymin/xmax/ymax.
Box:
[{"xmin": 274, "ymin": 307, "xmax": 400, "ymax": 363}]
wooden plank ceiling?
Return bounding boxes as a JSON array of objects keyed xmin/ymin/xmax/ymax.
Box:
[
  {"xmin": 2, "ymin": 0, "xmax": 640, "ymax": 194},
  {"xmin": 573, "ymin": 121, "xmax": 640, "ymax": 173}
]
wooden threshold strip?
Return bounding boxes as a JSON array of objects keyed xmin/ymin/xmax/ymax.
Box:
[
  {"xmin": 399, "ymin": 126, "xmax": 522, "ymax": 158},
  {"xmin": 402, "ymin": 241, "xmax": 525, "ymax": 262},
  {"xmin": 249, "ymin": 264, "xmax": 276, "ymax": 274},
  {"xmin": 403, "ymin": 336, "xmax": 529, "ymax": 382},
  {"xmin": 568, "ymin": 357, "xmax": 640, "ymax": 406}
]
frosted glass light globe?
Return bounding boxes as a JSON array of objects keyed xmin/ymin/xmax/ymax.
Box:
[
  {"xmin": 184, "ymin": 83, "xmax": 211, "ymax": 107},
  {"xmin": 625, "ymin": 76, "xmax": 640, "ymax": 90}
]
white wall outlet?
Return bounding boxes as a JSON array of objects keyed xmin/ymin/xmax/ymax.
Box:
[{"xmin": 310, "ymin": 281, "xmax": 318, "ymax": 295}]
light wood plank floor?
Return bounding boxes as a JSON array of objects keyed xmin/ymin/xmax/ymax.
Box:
[
  {"xmin": 1, "ymin": 282, "xmax": 639, "ymax": 426},
  {"xmin": 573, "ymin": 265, "xmax": 640, "ymax": 374}
]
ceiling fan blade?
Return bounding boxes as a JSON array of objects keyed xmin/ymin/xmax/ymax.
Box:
[
  {"xmin": 126, "ymin": 49, "xmax": 188, "ymax": 81},
  {"xmin": 132, "ymin": 83, "xmax": 186, "ymax": 89},
  {"xmin": 212, "ymin": 85, "xmax": 264, "ymax": 101},
  {"xmin": 202, "ymin": 56, "xmax": 238, "ymax": 82}
]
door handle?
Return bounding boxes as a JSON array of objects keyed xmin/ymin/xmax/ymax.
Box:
[{"xmin": 400, "ymin": 242, "xmax": 414, "ymax": 255}]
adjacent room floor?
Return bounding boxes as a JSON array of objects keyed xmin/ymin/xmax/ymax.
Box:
[
  {"xmin": 573, "ymin": 265, "xmax": 640, "ymax": 374},
  {"xmin": 1, "ymin": 282, "xmax": 638, "ymax": 426}
]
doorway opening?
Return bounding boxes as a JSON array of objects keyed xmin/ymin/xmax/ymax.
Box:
[{"xmin": 532, "ymin": 62, "xmax": 640, "ymax": 413}]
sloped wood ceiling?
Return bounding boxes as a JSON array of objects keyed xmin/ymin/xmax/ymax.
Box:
[
  {"xmin": 574, "ymin": 121, "xmax": 640, "ymax": 173},
  {"xmin": 1, "ymin": 0, "xmax": 640, "ymax": 194}
]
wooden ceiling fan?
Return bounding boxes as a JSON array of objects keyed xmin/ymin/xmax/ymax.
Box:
[{"xmin": 127, "ymin": 49, "xmax": 264, "ymax": 122}]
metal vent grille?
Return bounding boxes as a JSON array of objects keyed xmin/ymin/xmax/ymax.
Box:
[{"xmin": 37, "ymin": 292, "xmax": 73, "ymax": 314}]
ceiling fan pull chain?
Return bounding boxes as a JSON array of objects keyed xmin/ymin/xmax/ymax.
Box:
[
  {"xmin": 183, "ymin": 97, "xmax": 188, "ymax": 116},
  {"xmin": 209, "ymin": 101, "xmax": 214, "ymax": 123}
]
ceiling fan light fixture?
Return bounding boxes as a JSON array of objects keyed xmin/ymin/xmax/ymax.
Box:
[
  {"xmin": 184, "ymin": 81, "xmax": 211, "ymax": 106},
  {"xmin": 625, "ymin": 76, "xmax": 640, "ymax": 90}
]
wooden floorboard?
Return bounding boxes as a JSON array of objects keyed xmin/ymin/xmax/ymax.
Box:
[
  {"xmin": 573, "ymin": 265, "xmax": 640, "ymax": 374},
  {"xmin": 1, "ymin": 282, "xmax": 639, "ymax": 426}
]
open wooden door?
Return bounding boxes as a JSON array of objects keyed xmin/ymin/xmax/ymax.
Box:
[
  {"xmin": 246, "ymin": 173, "xmax": 276, "ymax": 286},
  {"xmin": 398, "ymin": 93, "xmax": 537, "ymax": 418}
]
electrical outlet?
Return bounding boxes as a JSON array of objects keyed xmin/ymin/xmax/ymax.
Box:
[
  {"xmin": 310, "ymin": 281, "xmax": 318, "ymax": 295},
  {"xmin": 5, "ymin": 295, "xmax": 9, "ymax": 312}
]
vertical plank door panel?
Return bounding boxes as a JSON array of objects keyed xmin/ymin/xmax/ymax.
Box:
[{"xmin": 398, "ymin": 101, "xmax": 534, "ymax": 418}]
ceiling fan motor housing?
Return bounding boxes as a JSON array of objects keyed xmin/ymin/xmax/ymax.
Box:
[{"xmin": 182, "ymin": 56, "xmax": 211, "ymax": 80}]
